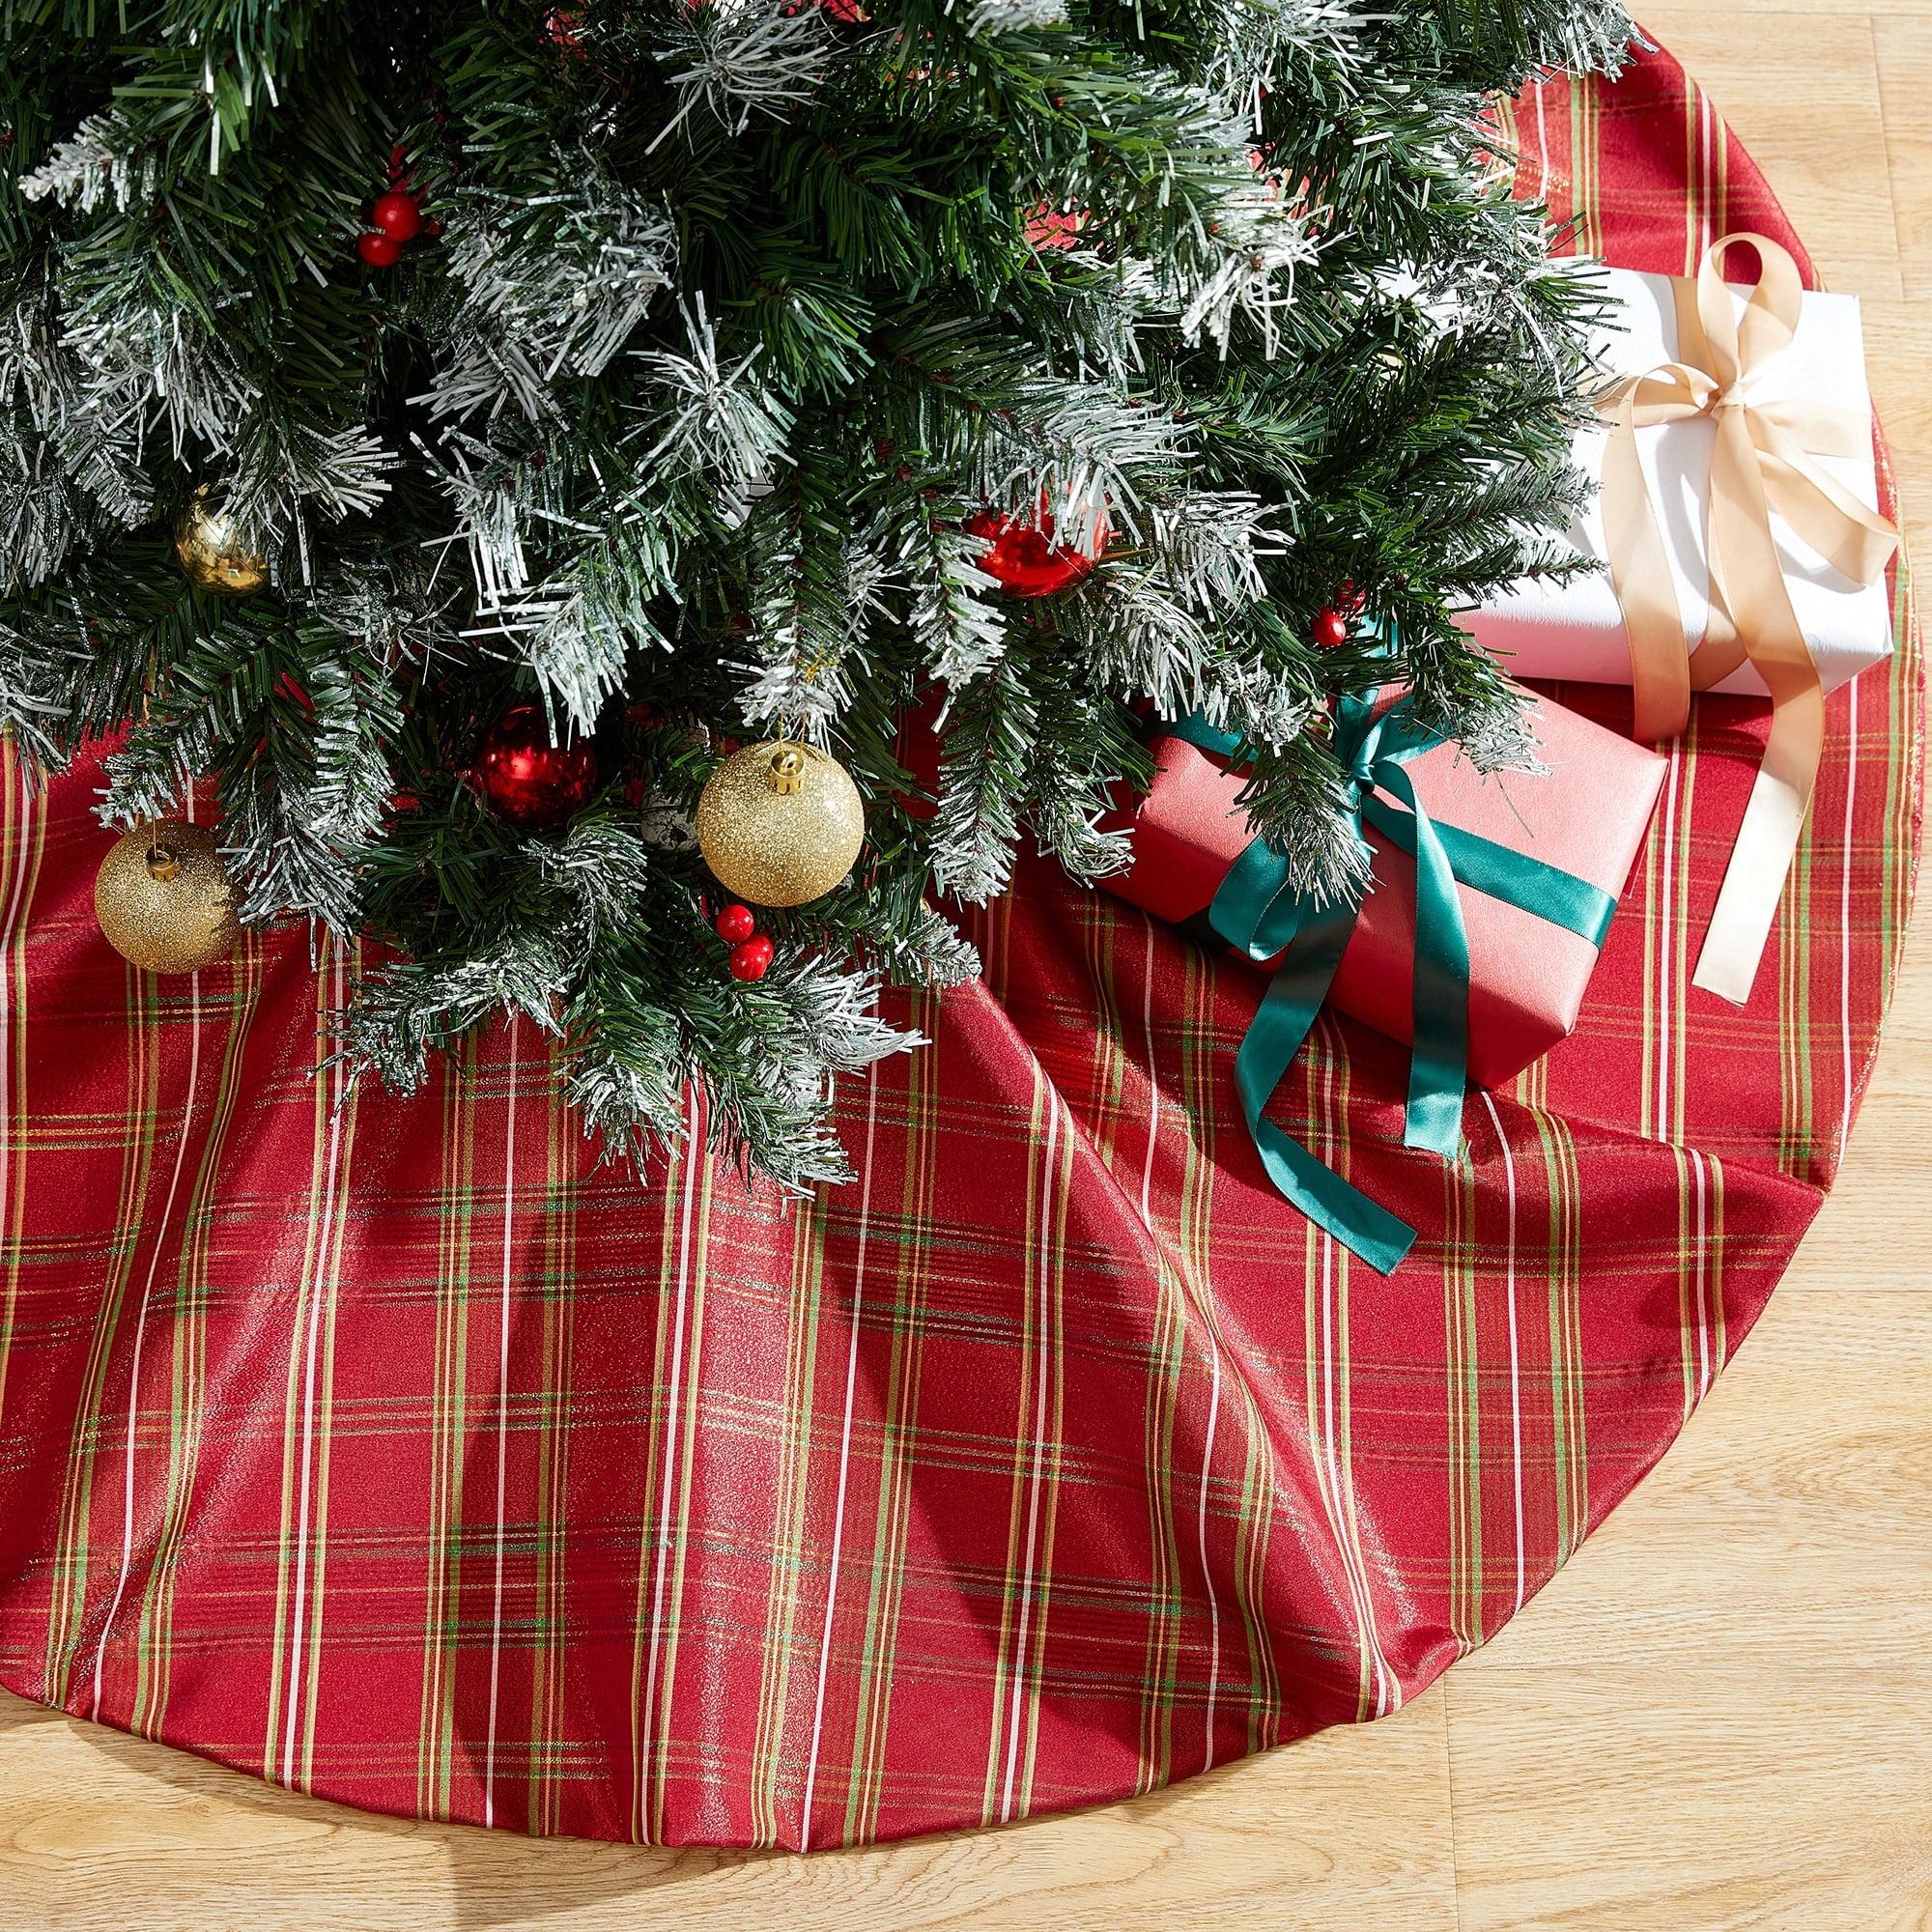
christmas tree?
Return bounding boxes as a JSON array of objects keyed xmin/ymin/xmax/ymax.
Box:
[{"xmin": 1, "ymin": 0, "xmax": 1631, "ymax": 1187}]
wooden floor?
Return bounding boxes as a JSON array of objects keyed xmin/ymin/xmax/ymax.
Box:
[{"xmin": 5, "ymin": 15, "xmax": 1932, "ymax": 1931}]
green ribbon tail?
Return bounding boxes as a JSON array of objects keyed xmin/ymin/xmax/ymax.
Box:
[
  {"xmin": 1358, "ymin": 770, "xmax": 1617, "ymax": 1159},
  {"xmin": 1208, "ymin": 819, "xmax": 1419, "ymax": 1275},
  {"xmin": 1232, "ymin": 913, "xmax": 1419, "ymax": 1277},
  {"xmin": 1373, "ymin": 762, "xmax": 1468, "ymax": 1158}
]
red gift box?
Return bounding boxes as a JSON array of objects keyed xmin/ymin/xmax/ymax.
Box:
[{"xmin": 1112, "ymin": 690, "xmax": 1667, "ymax": 1086}]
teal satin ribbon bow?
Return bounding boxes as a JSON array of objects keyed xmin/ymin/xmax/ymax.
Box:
[{"xmin": 1170, "ymin": 695, "xmax": 1618, "ymax": 1275}]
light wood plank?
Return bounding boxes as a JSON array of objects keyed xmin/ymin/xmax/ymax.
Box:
[
  {"xmin": 1644, "ymin": 10, "xmax": 1904, "ymax": 297},
  {"xmin": 0, "ymin": 1683, "xmax": 1459, "ymax": 1932},
  {"xmin": 1443, "ymin": 1287, "xmax": 1932, "ymax": 1931},
  {"xmin": 1876, "ymin": 16, "xmax": 1932, "ymax": 298},
  {"xmin": 1689, "ymin": 0, "xmax": 1932, "ymax": 13}
]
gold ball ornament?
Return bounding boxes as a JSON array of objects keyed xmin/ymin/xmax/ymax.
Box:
[
  {"xmin": 695, "ymin": 741, "xmax": 865, "ymax": 907},
  {"xmin": 94, "ymin": 821, "xmax": 241, "ymax": 975},
  {"xmin": 173, "ymin": 491, "xmax": 268, "ymax": 595}
]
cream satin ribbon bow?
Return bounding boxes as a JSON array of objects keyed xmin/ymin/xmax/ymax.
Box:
[{"xmin": 1595, "ymin": 232, "xmax": 1898, "ymax": 1003}]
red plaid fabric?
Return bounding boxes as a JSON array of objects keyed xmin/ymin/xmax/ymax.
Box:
[{"xmin": 0, "ymin": 41, "xmax": 1918, "ymax": 1849}]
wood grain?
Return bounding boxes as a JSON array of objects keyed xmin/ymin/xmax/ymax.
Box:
[
  {"xmin": 0, "ymin": 1689, "xmax": 1461, "ymax": 1932},
  {"xmin": 4, "ymin": 19, "xmax": 1930, "ymax": 1930}
]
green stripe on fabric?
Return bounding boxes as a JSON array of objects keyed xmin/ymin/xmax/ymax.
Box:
[
  {"xmin": 134, "ymin": 935, "xmax": 265, "ymax": 1742},
  {"xmin": 747, "ymin": 1154, "xmax": 824, "ymax": 1847},
  {"xmin": 1671, "ymin": 722, "xmax": 1697, "ymax": 1151},
  {"xmin": 649, "ymin": 1146, "xmax": 712, "ymax": 1843},
  {"xmin": 1779, "ymin": 786, "xmax": 1817, "ymax": 1179},
  {"xmin": 1017, "ymin": 1113, "xmax": 1071, "ymax": 1817},
  {"xmin": 842, "ymin": 994, "xmax": 940, "ymax": 1846},
  {"xmin": 1079, "ymin": 902, "xmax": 1186, "ymax": 1796},
  {"xmin": 44, "ymin": 962, "xmax": 161, "ymax": 1709},
  {"xmin": 417, "ymin": 1047, "xmax": 475, "ymax": 1821},
  {"xmin": 1443, "ymin": 1145, "xmax": 1483, "ymax": 1657},
  {"xmin": 1530, "ymin": 1107, "xmax": 1589, "ymax": 1563},
  {"xmin": 0, "ymin": 746, "xmax": 48, "ymax": 1450},
  {"xmin": 1880, "ymin": 553, "xmax": 1920, "ymax": 980},
  {"xmin": 529, "ymin": 1039, "xmax": 580, "ymax": 1835},
  {"xmin": 300, "ymin": 1066, "xmax": 354, "ymax": 1794},
  {"xmin": 1187, "ymin": 943, "xmax": 1286, "ymax": 1756},
  {"xmin": 980, "ymin": 1066, "xmax": 1055, "ymax": 1826},
  {"xmin": 627, "ymin": 1117, "xmax": 692, "ymax": 1844}
]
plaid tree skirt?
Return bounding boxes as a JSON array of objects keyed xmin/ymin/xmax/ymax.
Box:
[{"xmin": 0, "ymin": 40, "xmax": 1919, "ymax": 1850}]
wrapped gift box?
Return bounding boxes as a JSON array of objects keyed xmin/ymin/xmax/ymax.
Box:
[
  {"xmin": 1455, "ymin": 260, "xmax": 1891, "ymax": 699},
  {"xmin": 1113, "ymin": 690, "xmax": 1666, "ymax": 1088}
]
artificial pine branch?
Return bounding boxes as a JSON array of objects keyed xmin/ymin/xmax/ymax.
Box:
[{"xmin": 0, "ymin": 0, "xmax": 1633, "ymax": 1188}]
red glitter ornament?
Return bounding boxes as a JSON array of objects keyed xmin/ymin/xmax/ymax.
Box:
[
  {"xmin": 1311, "ymin": 607, "xmax": 1349, "ymax": 649},
  {"xmin": 356, "ymin": 231, "xmax": 402, "ymax": 269},
  {"xmin": 715, "ymin": 902, "xmax": 757, "ymax": 944},
  {"xmin": 728, "ymin": 935, "xmax": 775, "ymax": 982},
  {"xmin": 470, "ymin": 702, "xmax": 598, "ymax": 830},
  {"xmin": 963, "ymin": 504, "xmax": 1106, "ymax": 599},
  {"xmin": 371, "ymin": 189, "xmax": 422, "ymax": 242}
]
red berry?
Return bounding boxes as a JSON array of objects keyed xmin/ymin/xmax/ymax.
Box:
[
  {"xmin": 372, "ymin": 189, "xmax": 422, "ymax": 242},
  {"xmin": 728, "ymin": 935, "xmax": 775, "ymax": 982},
  {"xmin": 715, "ymin": 903, "xmax": 757, "ymax": 945},
  {"xmin": 1311, "ymin": 607, "xmax": 1349, "ymax": 649},
  {"xmin": 357, "ymin": 231, "xmax": 402, "ymax": 269},
  {"xmin": 1335, "ymin": 579, "xmax": 1366, "ymax": 616},
  {"xmin": 387, "ymin": 144, "xmax": 408, "ymax": 181}
]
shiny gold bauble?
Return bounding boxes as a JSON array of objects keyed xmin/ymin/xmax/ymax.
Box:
[
  {"xmin": 695, "ymin": 741, "xmax": 865, "ymax": 907},
  {"xmin": 173, "ymin": 490, "xmax": 268, "ymax": 595},
  {"xmin": 94, "ymin": 821, "xmax": 241, "ymax": 975}
]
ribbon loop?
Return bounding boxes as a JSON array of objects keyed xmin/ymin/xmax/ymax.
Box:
[{"xmin": 1592, "ymin": 232, "xmax": 1899, "ymax": 1002}]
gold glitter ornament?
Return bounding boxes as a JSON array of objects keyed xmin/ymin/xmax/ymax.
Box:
[
  {"xmin": 695, "ymin": 741, "xmax": 865, "ymax": 907},
  {"xmin": 173, "ymin": 490, "xmax": 268, "ymax": 595},
  {"xmin": 94, "ymin": 820, "xmax": 241, "ymax": 974}
]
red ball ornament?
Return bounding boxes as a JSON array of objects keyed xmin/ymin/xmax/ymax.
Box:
[
  {"xmin": 715, "ymin": 902, "xmax": 757, "ymax": 945},
  {"xmin": 1311, "ymin": 607, "xmax": 1349, "ymax": 649},
  {"xmin": 728, "ymin": 935, "xmax": 775, "ymax": 982},
  {"xmin": 471, "ymin": 702, "xmax": 599, "ymax": 830},
  {"xmin": 544, "ymin": 5, "xmax": 585, "ymax": 49},
  {"xmin": 371, "ymin": 189, "xmax": 422, "ymax": 242},
  {"xmin": 357, "ymin": 231, "xmax": 402, "ymax": 269},
  {"xmin": 963, "ymin": 504, "xmax": 1106, "ymax": 599}
]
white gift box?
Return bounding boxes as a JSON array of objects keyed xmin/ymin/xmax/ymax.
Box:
[{"xmin": 1457, "ymin": 262, "xmax": 1892, "ymax": 700}]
